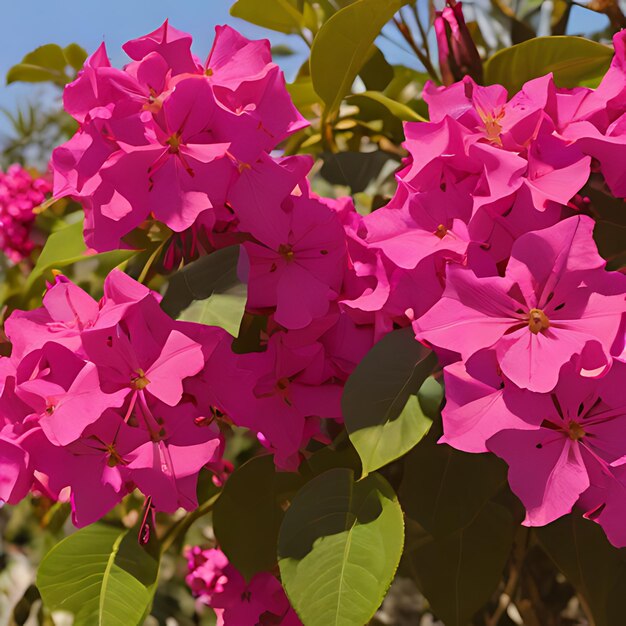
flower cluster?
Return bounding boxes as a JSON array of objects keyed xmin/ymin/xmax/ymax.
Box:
[
  {"xmin": 0, "ymin": 270, "xmax": 228, "ymax": 526},
  {"xmin": 24, "ymin": 22, "xmax": 626, "ymax": 550},
  {"xmin": 186, "ymin": 546, "xmax": 301, "ymax": 625},
  {"xmin": 52, "ymin": 21, "xmax": 307, "ymax": 252},
  {"xmin": 359, "ymin": 31, "xmax": 626, "ymax": 545},
  {"xmin": 51, "ymin": 24, "xmax": 385, "ymax": 471},
  {"xmin": 0, "ymin": 164, "xmax": 50, "ymax": 263}
]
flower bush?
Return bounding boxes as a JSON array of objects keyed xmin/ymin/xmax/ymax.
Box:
[{"xmin": 3, "ymin": 2, "xmax": 626, "ymax": 625}]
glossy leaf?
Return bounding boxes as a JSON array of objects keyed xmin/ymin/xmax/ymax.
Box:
[
  {"xmin": 37, "ymin": 524, "xmax": 159, "ymax": 626},
  {"xmin": 177, "ymin": 282, "xmax": 247, "ymax": 337},
  {"xmin": 213, "ymin": 455, "xmax": 304, "ymax": 580},
  {"xmin": 484, "ymin": 36, "xmax": 613, "ymax": 93},
  {"xmin": 160, "ymin": 246, "xmax": 239, "ymax": 312},
  {"xmin": 310, "ymin": 0, "xmax": 406, "ymax": 118},
  {"xmin": 230, "ymin": 0, "xmax": 304, "ymax": 34},
  {"xmin": 279, "ymin": 468, "xmax": 404, "ymax": 626},
  {"xmin": 342, "ymin": 327, "xmax": 437, "ymax": 475},
  {"xmin": 403, "ymin": 502, "xmax": 516, "ymax": 626}
]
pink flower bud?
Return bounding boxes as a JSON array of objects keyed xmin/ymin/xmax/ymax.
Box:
[{"xmin": 435, "ymin": 0, "xmax": 483, "ymax": 85}]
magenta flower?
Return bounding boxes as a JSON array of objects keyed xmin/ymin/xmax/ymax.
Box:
[
  {"xmin": 487, "ymin": 360, "xmax": 626, "ymax": 535},
  {"xmin": 0, "ymin": 164, "xmax": 50, "ymax": 263},
  {"xmin": 186, "ymin": 546, "xmax": 302, "ymax": 625},
  {"xmin": 231, "ymin": 156, "xmax": 347, "ymax": 329},
  {"xmin": 414, "ymin": 216, "xmax": 626, "ymax": 391}
]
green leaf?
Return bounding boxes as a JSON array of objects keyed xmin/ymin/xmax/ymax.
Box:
[
  {"xmin": 278, "ymin": 468, "xmax": 404, "ymax": 626},
  {"xmin": 403, "ymin": 502, "xmax": 516, "ymax": 626},
  {"xmin": 177, "ymin": 282, "xmax": 247, "ymax": 337},
  {"xmin": 161, "ymin": 246, "xmax": 247, "ymax": 336},
  {"xmin": 359, "ymin": 47, "xmax": 394, "ymax": 92},
  {"xmin": 63, "ymin": 43, "xmax": 88, "ymax": 71},
  {"xmin": 7, "ymin": 44, "xmax": 72, "ymax": 86},
  {"xmin": 310, "ymin": 0, "xmax": 406, "ymax": 118},
  {"xmin": 37, "ymin": 524, "xmax": 160, "ymax": 626},
  {"xmin": 320, "ymin": 151, "xmax": 397, "ymax": 193},
  {"xmin": 342, "ymin": 327, "xmax": 437, "ymax": 476},
  {"xmin": 348, "ymin": 90, "xmax": 426, "ymax": 122},
  {"xmin": 399, "ymin": 432, "xmax": 507, "ymax": 538},
  {"xmin": 161, "ymin": 246, "xmax": 239, "ymax": 315},
  {"xmin": 23, "ymin": 219, "xmax": 135, "ymax": 304},
  {"xmin": 484, "ymin": 36, "xmax": 613, "ymax": 93},
  {"xmin": 230, "ymin": 0, "xmax": 304, "ymax": 34},
  {"xmin": 213, "ymin": 455, "xmax": 304, "ymax": 580},
  {"xmin": 536, "ymin": 513, "xmax": 626, "ymax": 626}
]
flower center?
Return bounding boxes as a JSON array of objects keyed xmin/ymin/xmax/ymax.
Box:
[
  {"xmin": 568, "ymin": 421, "xmax": 586, "ymax": 441},
  {"xmin": 434, "ymin": 224, "xmax": 448, "ymax": 239},
  {"xmin": 528, "ymin": 308, "xmax": 550, "ymax": 334},
  {"xmin": 166, "ymin": 133, "xmax": 182, "ymax": 154},
  {"xmin": 278, "ymin": 244, "xmax": 295, "ymax": 261},
  {"xmin": 131, "ymin": 369, "xmax": 150, "ymax": 390}
]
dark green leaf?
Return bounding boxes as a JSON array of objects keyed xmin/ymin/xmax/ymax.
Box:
[
  {"xmin": 399, "ymin": 432, "xmax": 507, "ymax": 538},
  {"xmin": 403, "ymin": 502, "xmax": 515, "ymax": 626},
  {"xmin": 536, "ymin": 513, "xmax": 626, "ymax": 626},
  {"xmin": 320, "ymin": 151, "xmax": 397, "ymax": 193},
  {"xmin": 213, "ymin": 455, "xmax": 304, "ymax": 580},
  {"xmin": 279, "ymin": 468, "xmax": 404, "ymax": 626},
  {"xmin": 360, "ymin": 47, "xmax": 394, "ymax": 92},
  {"xmin": 37, "ymin": 524, "xmax": 159, "ymax": 626},
  {"xmin": 161, "ymin": 246, "xmax": 239, "ymax": 314},
  {"xmin": 230, "ymin": 0, "xmax": 304, "ymax": 34},
  {"xmin": 342, "ymin": 327, "xmax": 437, "ymax": 475},
  {"xmin": 310, "ymin": 0, "xmax": 407, "ymax": 118},
  {"xmin": 484, "ymin": 36, "xmax": 613, "ymax": 93}
]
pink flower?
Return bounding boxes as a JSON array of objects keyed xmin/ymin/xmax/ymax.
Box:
[
  {"xmin": 414, "ymin": 216, "xmax": 626, "ymax": 392},
  {"xmin": 487, "ymin": 360, "xmax": 626, "ymax": 537},
  {"xmin": 0, "ymin": 164, "xmax": 50, "ymax": 263},
  {"xmin": 231, "ymin": 156, "xmax": 347, "ymax": 329},
  {"xmin": 186, "ymin": 547, "xmax": 301, "ymax": 625}
]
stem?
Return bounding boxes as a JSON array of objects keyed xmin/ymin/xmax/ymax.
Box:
[
  {"xmin": 137, "ymin": 239, "xmax": 166, "ymax": 284},
  {"xmin": 411, "ymin": 2, "xmax": 431, "ymax": 59},
  {"xmin": 161, "ymin": 492, "xmax": 221, "ymax": 553},
  {"xmin": 485, "ymin": 526, "xmax": 529, "ymax": 626},
  {"xmin": 393, "ymin": 16, "xmax": 440, "ymax": 83}
]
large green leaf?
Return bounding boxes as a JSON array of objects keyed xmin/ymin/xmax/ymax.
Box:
[
  {"xmin": 23, "ymin": 219, "xmax": 134, "ymax": 304},
  {"xmin": 7, "ymin": 43, "xmax": 87, "ymax": 86},
  {"xmin": 230, "ymin": 0, "xmax": 304, "ymax": 34},
  {"xmin": 310, "ymin": 0, "xmax": 406, "ymax": 118},
  {"xmin": 213, "ymin": 455, "xmax": 304, "ymax": 580},
  {"xmin": 342, "ymin": 327, "xmax": 437, "ymax": 476},
  {"xmin": 161, "ymin": 246, "xmax": 239, "ymax": 314},
  {"xmin": 399, "ymin": 432, "xmax": 507, "ymax": 538},
  {"xmin": 37, "ymin": 524, "xmax": 159, "ymax": 626},
  {"xmin": 536, "ymin": 513, "xmax": 626, "ymax": 626},
  {"xmin": 403, "ymin": 502, "xmax": 516, "ymax": 626},
  {"xmin": 278, "ymin": 468, "xmax": 404, "ymax": 626},
  {"xmin": 484, "ymin": 36, "xmax": 613, "ymax": 93},
  {"xmin": 161, "ymin": 246, "xmax": 247, "ymax": 336}
]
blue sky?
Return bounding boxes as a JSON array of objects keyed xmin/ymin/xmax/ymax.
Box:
[{"xmin": 0, "ymin": 0, "xmax": 609, "ymax": 137}]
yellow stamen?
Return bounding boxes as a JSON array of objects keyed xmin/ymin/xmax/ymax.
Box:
[
  {"xmin": 528, "ymin": 308, "xmax": 550, "ymax": 334},
  {"xmin": 131, "ymin": 369, "xmax": 150, "ymax": 390}
]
